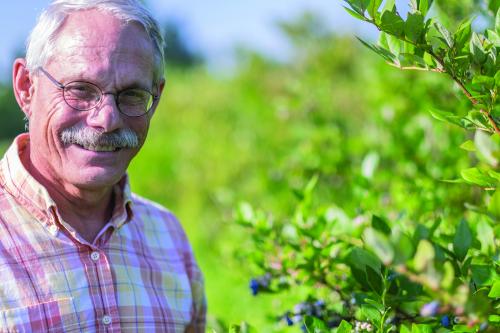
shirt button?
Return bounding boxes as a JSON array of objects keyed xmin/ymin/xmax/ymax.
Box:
[
  {"xmin": 102, "ymin": 315, "xmax": 112, "ymax": 325},
  {"xmin": 48, "ymin": 225, "xmax": 58, "ymax": 236},
  {"xmin": 90, "ymin": 251, "xmax": 100, "ymax": 261}
]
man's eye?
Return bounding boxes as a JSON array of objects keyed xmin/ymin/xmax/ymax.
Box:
[
  {"xmin": 120, "ymin": 90, "xmax": 149, "ymax": 105},
  {"xmin": 65, "ymin": 84, "xmax": 99, "ymax": 100}
]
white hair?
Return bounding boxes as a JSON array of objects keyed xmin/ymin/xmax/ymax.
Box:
[{"xmin": 25, "ymin": 0, "xmax": 165, "ymax": 85}]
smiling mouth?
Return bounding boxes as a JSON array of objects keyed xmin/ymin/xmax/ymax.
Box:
[{"xmin": 74, "ymin": 143, "xmax": 122, "ymax": 152}]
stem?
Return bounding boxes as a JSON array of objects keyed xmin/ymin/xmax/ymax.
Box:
[
  {"xmin": 387, "ymin": 63, "xmax": 445, "ymax": 72},
  {"xmin": 450, "ymin": 73, "xmax": 500, "ymax": 135}
]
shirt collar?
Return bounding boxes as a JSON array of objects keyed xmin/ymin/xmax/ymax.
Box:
[{"xmin": 0, "ymin": 133, "xmax": 133, "ymax": 230}]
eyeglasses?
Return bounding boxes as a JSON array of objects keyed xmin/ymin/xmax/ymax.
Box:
[{"xmin": 38, "ymin": 67, "xmax": 158, "ymax": 117}]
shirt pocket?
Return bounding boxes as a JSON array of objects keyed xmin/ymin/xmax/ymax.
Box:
[{"xmin": 0, "ymin": 298, "xmax": 80, "ymax": 333}]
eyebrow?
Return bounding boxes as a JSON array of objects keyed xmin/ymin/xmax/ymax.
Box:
[{"xmin": 65, "ymin": 77, "xmax": 153, "ymax": 92}]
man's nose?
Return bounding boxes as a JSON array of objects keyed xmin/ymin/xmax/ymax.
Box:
[{"xmin": 86, "ymin": 93, "xmax": 124, "ymax": 132}]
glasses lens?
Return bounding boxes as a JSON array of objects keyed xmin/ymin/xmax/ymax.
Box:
[
  {"xmin": 118, "ymin": 89, "xmax": 154, "ymax": 116},
  {"xmin": 64, "ymin": 82, "xmax": 101, "ymax": 110}
]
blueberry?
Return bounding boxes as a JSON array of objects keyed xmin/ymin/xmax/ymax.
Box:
[
  {"xmin": 285, "ymin": 313, "xmax": 293, "ymax": 326},
  {"xmin": 314, "ymin": 300, "xmax": 325, "ymax": 308},
  {"xmin": 249, "ymin": 278, "xmax": 259, "ymax": 296},
  {"xmin": 420, "ymin": 301, "xmax": 440, "ymax": 317},
  {"xmin": 440, "ymin": 315, "xmax": 450, "ymax": 328}
]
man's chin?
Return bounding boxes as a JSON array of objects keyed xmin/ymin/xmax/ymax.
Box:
[{"xmin": 66, "ymin": 167, "xmax": 126, "ymax": 190}]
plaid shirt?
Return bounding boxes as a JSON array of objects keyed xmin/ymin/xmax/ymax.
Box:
[{"xmin": 0, "ymin": 134, "xmax": 206, "ymax": 332}]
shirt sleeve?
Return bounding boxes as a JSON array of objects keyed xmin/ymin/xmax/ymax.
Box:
[
  {"xmin": 167, "ymin": 212, "xmax": 206, "ymax": 333},
  {"xmin": 185, "ymin": 260, "xmax": 206, "ymax": 333}
]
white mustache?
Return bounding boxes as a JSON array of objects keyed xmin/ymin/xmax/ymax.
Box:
[{"xmin": 60, "ymin": 125, "xmax": 140, "ymax": 150}]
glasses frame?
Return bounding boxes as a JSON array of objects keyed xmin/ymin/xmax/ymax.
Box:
[{"xmin": 38, "ymin": 67, "xmax": 159, "ymax": 117}]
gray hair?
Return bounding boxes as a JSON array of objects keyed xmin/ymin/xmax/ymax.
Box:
[{"xmin": 25, "ymin": 0, "xmax": 165, "ymax": 85}]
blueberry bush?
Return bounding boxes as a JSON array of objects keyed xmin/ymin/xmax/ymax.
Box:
[{"xmin": 234, "ymin": 1, "xmax": 500, "ymax": 332}]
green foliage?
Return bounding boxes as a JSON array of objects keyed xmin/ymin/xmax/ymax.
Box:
[
  {"xmin": 0, "ymin": 2, "xmax": 498, "ymax": 332},
  {"xmin": 0, "ymin": 83, "xmax": 25, "ymax": 140},
  {"xmin": 234, "ymin": 0, "xmax": 500, "ymax": 332}
]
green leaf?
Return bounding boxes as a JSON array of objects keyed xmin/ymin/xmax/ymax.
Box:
[
  {"xmin": 400, "ymin": 324, "xmax": 411, "ymax": 333},
  {"xmin": 380, "ymin": 10, "xmax": 405, "ymax": 37},
  {"xmin": 488, "ymin": 190, "xmax": 500, "ymax": 220},
  {"xmin": 441, "ymin": 261, "xmax": 454, "ymax": 289},
  {"xmin": 345, "ymin": 0, "xmax": 372, "ymax": 13},
  {"xmin": 382, "ymin": 0, "xmax": 396, "ymax": 12},
  {"xmin": 411, "ymin": 324, "xmax": 433, "ymax": 333},
  {"xmin": 417, "ymin": 0, "xmax": 431, "ymax": 17},
  {"xmin": 474, "ymin": 130, "xmax": 498, "ymax": 166},
  {"xmin": 393, "ymin": 231, "xmax": 414, "ymax": 264},
  {"xmin": 343, "ymin": 6, "xmax": 368, "ymax": 21},
  {"xmin": 337, "ymin": 320, "xmax": 353, "ymax": 333},
  {"xmin": 368, "ymin": 0, "xmax": 383, "ymax": 20},
  {"xmin": 347, "ymin": 247, "xmax": 382, "ymax": 273},
  {"xmin": 453, "ymin": 219, "xmax": 472, "ymax": 261},
  {"xmin": 365, "ymin": 265, "xmax": 384, "ymax": 294},
  {"xmin": 372, "ymin": 215, "xmax": 391, "ymax": 235},
  {"xmin": 361, "ymin": 152, "xmax": 379, "ymax": 179},
  {"xmin": 361, "ymin": 304, "xmax": 382, "ymax": 323},
  {"xmin": 398, "ymin": 53, "xmax": 427, "ymax": 67},
  {"xmin": 454, "ymin": 19, "xmax": 473, "ymax": 51},
  {"xmin": 364, "ymin": 228, "xmax": 394, "ymax": 265},
  {"xmin": 428, "ymin": 108, "xmax": 462, "ymax": 127},
  {"xmin": 461, "ymin": 167, "xmax": 496, "ymax": 187},
  {"xmin": 413, "ymin": 239, "xmax": 434, "ymax": 271},
  {"xmin": 496, "ymin": 7, "xmax": 500, "ymax": 33},
  {"xmin": 488, "ymin": 29, "xmax": 500, "ymax": 47},
  {"xmin": 303, "ymin": 316, "xmax": 327, "ymax": 332},
  {"xmin": 235, "ymin": 202, "xmax": 255, "ymax": 226},
  {"xmin": 386, "ymin": 33, "xmax": 404, "ymax": 55},
  {"xmin": 464, "ymin": 110, "xmax": 490, "ymax": 130},
  {"xmin": 364, "ymin": 298, "xmax": 385, "ymax": 312},
  {"xmin": 477, "ymin": 220, "xmax": 495, "ymax": 255},
  {"xmin": 405, "ymin": 12, "xmax": 425, "ymax": 43},
  {"xmin": 357, "ymin": 37, "xmax": 396, "ymax": 62},
  {"xmin": 471, "ymin": 264, "xmax": 494, "ymax": 286},
  {"xmin": 459, "ymin": 140, "xmax": 476, "ymax": 151},
  {"xmin": 488, "ymin": 280, "xmax": 500, "ymax": 298},
  {"xmin": 434, "ymin": 22, "xmax": 453, "ymax": 48},
  {"xmin": 470, "ymin": 32, "xmax": 487, "ymax": 64}
]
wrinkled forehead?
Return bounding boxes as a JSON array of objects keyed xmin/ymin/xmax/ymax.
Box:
[{"xmin": 48, "ymin": 9, "xmax": 155, "ymax": 81}]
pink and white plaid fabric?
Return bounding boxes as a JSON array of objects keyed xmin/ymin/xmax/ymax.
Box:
[{"xmin": 0, "ymin": 134, "xmax": 206, "ymax": 332}]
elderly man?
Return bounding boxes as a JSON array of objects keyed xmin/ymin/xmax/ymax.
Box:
[{"xmin": 0, "ymin": 0, "xmax": 205, "ymax": 332}]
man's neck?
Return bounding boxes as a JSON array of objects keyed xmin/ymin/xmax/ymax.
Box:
[{"xmin": 21, "ymin": 145, "xmax": 114, "ymax": 244}]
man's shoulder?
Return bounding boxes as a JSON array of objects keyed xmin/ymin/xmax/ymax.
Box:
[
  {"xmin": 130, "ymin": 192, "xmax": 173, "ymax": 216},
  {"xmin": 129, "ymin": 192, "xmax": 186, "ymax": 237}
]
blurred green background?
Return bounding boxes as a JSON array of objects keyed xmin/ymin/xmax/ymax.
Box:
[{"xmin": 0, "ymin": 2, "xmax": 479, "ymax": 331}]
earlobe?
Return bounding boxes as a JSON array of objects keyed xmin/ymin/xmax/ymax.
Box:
[{"xmin": 12, "ymin": 58, "xmax": 34, "ymax": 118}]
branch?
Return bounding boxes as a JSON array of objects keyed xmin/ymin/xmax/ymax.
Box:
[
  {"xmin": 363, "ymin": 15, "xmax": 500, "ymax": 136},
  {"xmin": 387, "ymin": 63, "xmax": 445, "ymax": 72},
  {"xmin": 447, "ymin": 70, "xmax": 500, "ymax": 136}
]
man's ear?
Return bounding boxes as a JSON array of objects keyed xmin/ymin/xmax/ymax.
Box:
[
  {"xmin": 12, "ymin": 58, "xmax": 35, "ymax": 119},
  {"xmin": 149, "ymin": 78, "xmax": 166, "ymax": 119}
]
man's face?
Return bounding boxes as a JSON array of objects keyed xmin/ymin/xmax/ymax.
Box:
[{"xmin": 28, "ymin": 9, "xmax": 160, "ymax": 190}]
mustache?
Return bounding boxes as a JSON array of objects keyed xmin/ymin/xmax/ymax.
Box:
[{"xmin": 60, "ymin": 125, "xmax": 140, "ymax": 149}]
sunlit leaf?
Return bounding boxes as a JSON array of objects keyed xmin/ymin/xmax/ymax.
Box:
[
  {"xmin": 453, "ymin": 219, "xmax": 472, "ymax": 261},
  {"xmin": 461, "ymin": 167, "xmax": 497, "ymax": 187},
  {"xmin": 380, "ymin": 10, "xmax": 405, "ymax": 37},
  {"xmin": 488, "ymin": 280, "xmax": 500, "ymax": 298},
  {"xmin": 364, "ymin": 228, "xmax": 394, "ymax": 265},
  {"xmin": 414, "ymin": 240, "xmax": 434, "ymax": 271},
  {"xmin": 405, "ymin": 12, "xmax": 425, "ymax": 43}
]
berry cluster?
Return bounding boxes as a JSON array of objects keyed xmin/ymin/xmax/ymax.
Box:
[
  {"xmin": 248, "ymin": 273, "xmax": 271, "ymax": 296},
  {"xmin": 281, "ymin": 300, "xmax": 332, "ymax": 330}
]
